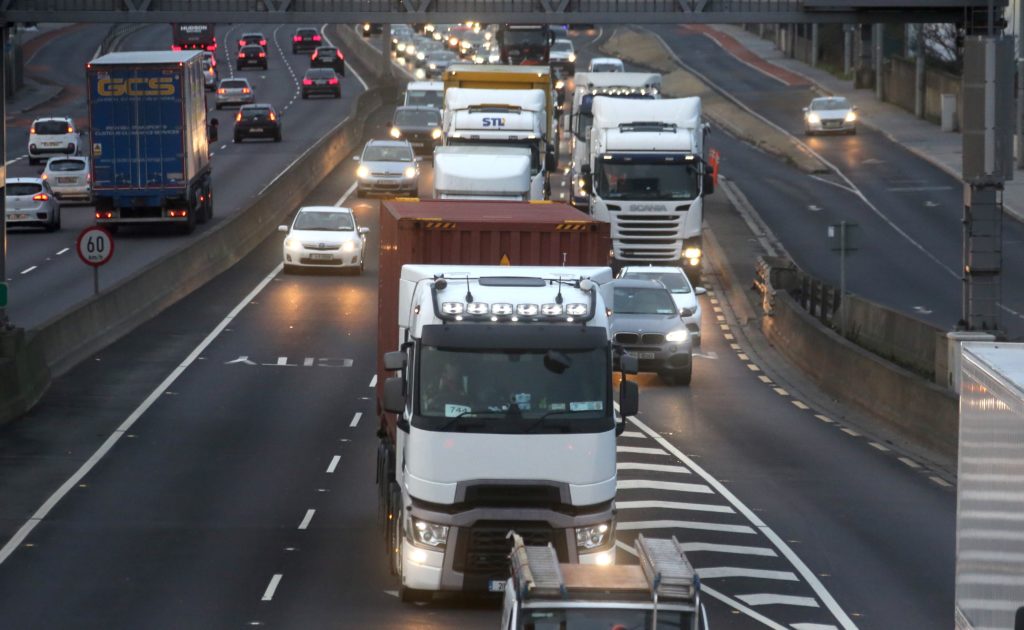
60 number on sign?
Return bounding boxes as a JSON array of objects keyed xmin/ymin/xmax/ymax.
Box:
[{"xmin": 76, "ymin": 227, "xmax": 115, "ymax": 294}]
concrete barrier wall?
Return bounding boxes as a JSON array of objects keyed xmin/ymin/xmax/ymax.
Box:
[
  {"xmin": 0, "ymin": 32, "xmax": 400, "ymax": 427},
  {"xmin": 763, "ymin": 290, "xmax": 959, "ymax": 458},
  {"xmin": 844, "ymin": 293, "xmax": 948, "ymax": 383}
]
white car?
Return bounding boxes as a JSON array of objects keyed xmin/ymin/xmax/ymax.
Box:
[
  {"xmin": 28, "ymin": 116, "xmax": 81, "ymax": 165},
  {"xmin": 618, "ymin": 266, "xmax": 705, "ymax": 346},
  {"xmin": 549, "ymin": 38, "xmax": 576, "ymax": 74},
  {"xmin": 6, "ymin": 177, "xmax": 60, "ymax": 231},
  {"xmin": 588, "ymin": 56, "xmax": 624, "ymax": 73},
  {"xmin": 803, "ymin": 96, "xmax": 857, "ymax": 135},
  {"xmin": 215, "ymin": 78, "xmax": 255, "ymax": 109},
  {"xmin": 42, "ymin": 156, "xmax": 91, "ymax": 204},
  {"xmin": 279, "ymin": 206, "xmax": 369, "ymax": 274}
]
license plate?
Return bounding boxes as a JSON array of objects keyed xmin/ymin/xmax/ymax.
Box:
[
  {"xmin": 9, "ymin": 213, "xmax": 27, "ymax": 220},
  {"xmin": 825, "ymin": 121, "xmax": 840, "ymax": 128},
  {"xmin": 635, "ymin": 352, "xmax": 655, "ymax": 359},
  {"xmin": 43, "ymin": 142, "xmax": 59, "ymax": 147},
  {"xmin": 57, "ymin": 177, "xmax": 77, "ymax": 184},
  {"xmin": 410, "ymin": 142, "xmax": 424, "ymax": 147},
  {"xmin": 316, "ymin": 80, "xmax": 326, "ymax": 85},
  {"xmin": 250, "ymin": 127, "xmax": 263, "ymax": 132},
  {"xmin": 488, "ymin": 580, "xmax": 506, "ymax": 593},
  {"xmin": 310, "ymin": 253, "xmax": 333, "ymax": 260}
]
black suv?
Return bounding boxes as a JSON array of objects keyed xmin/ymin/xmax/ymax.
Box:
[
  {"xmin": 234, "ymin": 104, "xmax": 281, "ymax": 142},
  {"xmin": 237, "ymin": 44, "xmax": 267, "ymax": 70},
  {"xmin": 301, "ymin": 68, "xmax": 341, "ymax": 99},
  {"xmin": 292, "ymin": 27, "xmax": 321, "ymax": 54},
  {"xmin": 238, "ymin": 32, "xmax": 267, "ymax": 50},
  {"xmin": 310, "ymin": 46, "xmax": 345, "ymax": 75}
]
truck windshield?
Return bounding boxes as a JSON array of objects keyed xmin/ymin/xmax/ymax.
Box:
[
  {"xmin": 595, "ymin": 158, "xmax": 700, "ymax": 201},
  {"xmin": 519, "ymin": 607, "xmax": 694, "ymax": 629},
  {"xmin": 502, "ymin": 29, "xmax": 548, "ymax": 47},
  {"xmin": 448, "ymin": 138, "xmax": 541, "ymax": 175},
  {"xmin": 417, "ymin": 346, "xmax": 610, "ymax": 431}
]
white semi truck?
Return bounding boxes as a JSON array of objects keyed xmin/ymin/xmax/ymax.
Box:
[
  {"xmin": 442, "ymin": 87, "xmax": 551, "ymax": 200},
  {"xmin": 955, "ymin": 342, "xmax": 1024, "ymax": 630},
  {"xmin": 432, "ymin": 146, "xmax": 532, "ymax": 200},
  {"xmin": 568, "ymin": 72, "xmax": 662, "ymax": 209},
  {"xmin": 585, "ymin": 97, "xmax": 714, "ymax": 282}
]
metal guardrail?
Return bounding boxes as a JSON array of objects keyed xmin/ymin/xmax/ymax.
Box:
[
  {"xmin": 0, "ymin": 0, "xmax": 1006, "ymax": 24},
  {"xmin": 754, "ymin": 255, "xmax": 839, "ymax": 325}
]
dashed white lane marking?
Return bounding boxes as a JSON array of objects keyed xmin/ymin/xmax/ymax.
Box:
[
  {"xmin": 5, "ymin": 155, "xmax": 26, "ymax": 165},
  {"xmin": 617, "ymin": 445, "xmax": 669, "ymax": 456},
  {"xmin": 716, "ymin": 314, "xmax": 725, "ymax": 321},
  {"xmin": 326, "ymin": 455, "xmax": 341, "ymax": 473},
  {"xmin": 20, "ymin": 266, "xmax": 37, "ymax": 275},
  {"xmin": 724, "ymin": 333, "xmax": 735, "ymax": 340},
  {"xmin": 349, "ymin": 412, "xmax": 362, "ymax": 428},
  {"xmin": 898, "ymin": 457, "xmax": 922, "ymax": 469},
  {"xmin": 617, "ymin": 462, "xmax": 690, "ymax": 475},
  {"xmin": 746, "ymin": 364, "xmax": 761, "ymax": 372},
  {"xmin": 792, "ymin": 400, "xmax": 810, "ymax": 410},
  {"xmin": 719, "ymin": 323, "xmax": 730, "ymax": 330},
  {"xmin": 930, "ymin": 476, "xmax": 953, "ymax": 488},
  {"xmin": 619, "ymin": 430, "xmax": 646, "ymax": 439},
  {"xmin": 699, "ymin": 567, "xmax": 799, "ymax": 581},
  {"xmin": 369, "ymin": 374, "xmax": 377, "ymax": 387},
  {"xmin": 737, "ymin": 353, "xmax": 749, "ymax": 361},
  {"xmin": 840, "ymin": 428, "xmax": 860, "ymax": 437},
  {"xmin": 869, "ymin": 442, "xmax": 890, "ymax": 452},
  {"xmin": 680, "ymin": 542, "xmax": 778, "ymax": 557},
  {"xmin": 617, "ymin": 500, "xmax": 734, "ymax": 514},
  {"xmin": 617, "ymin": 479, "xmax": 713, "ymax": 495},
  {"xmin": 617, "ymin": 519, "xmax": 756, "ymax": 535},
  {"xmin": 298, "ymin": 509, "xmax": 315, "ymax": 530},
  {"xmin": 713, "ymin": 306, "xmax": 722, "ymax": 312},
  {"xmin": 773, "ymin": 387, "xmax": 789, "ymax": 396},
  {"xmin": 738, "ymin": 593, "xmax": 820, "ymax": 608},
  {"xmin": 815, "ymin": 414, "xmax": 833, "ymax": 423},
  {"xmin": 261, "ymin": 574, "xmax": 283, "ymax": 601},
  {"xmin": 792, "ymin": 623, "xmax": 840, "ymax": 630},
  {"xmin": 56, "ymin": 248, "xmax": 69, "ymax": 256},
  {"xmin": 0, "ymin": 262, "xmax": 286, "ymax": 566}
]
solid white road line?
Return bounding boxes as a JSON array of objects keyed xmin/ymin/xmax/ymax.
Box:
[
  {"xmin": 679, "ymin": 542, "xmax": 778, "ymax": 557},
  {"xmin": 334, "ymin": 181, "xmax": 359, "ymax": 206},
  {"xmin": 326, "ymin": 455, "xmax": 341, "ymax": 473},
  {"xmin": 698, "ymin": 567, "xmax": 799, "ymax": 581},
  {"xmin": 617, "ymin": 519, "xmax": 755, "ymax": 534},
  {"xmin": 616, "ymin": 500, "xmax": 734, "ymax": 514},
  {"xmin": 20, "ymin": 266, "xmax": 36, "ymax": 275},
  {"xmin": 628, "ymin": 415, "xmax": 857, "ymax": 629},
  {"xmin": 616, "ymin": 479, "xmax": 713, "ymax": 495},
  {"xmin": 738, "ymin": 593, "xmax": 820, "ymax": 608},
  {"xmin": 349, "ymin": 412, "xmax": 362, "ymax": 428},
  {"xmin": 616, "ymin": 541, "xmax": 789, "ymax": 630},
  {"xmin": 298, "ymin": 509, "xmax": 315, "ymax": 530},
  {"xmin": 320, "ymin": 24, "xmax": 369, "ymax": 89},
  {"xmin": 369, "ymin": 374, "xmax": 377, "ymax": 387},
  {"xmin": 617, "ymin": 462, "xmax": 691, "ymax": 475},
  {"xmin": 0, "ymin": 262, "xmax": 285, "ymax": 567},
  {"xmin": 261, "ymin": 574, "xmax": 283, "ymax": 601},
  {"xmin": 616, "ymin": 445, "xmax": 669, "ymax": 456}
]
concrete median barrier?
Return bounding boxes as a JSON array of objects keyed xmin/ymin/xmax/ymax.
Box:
[{"xmin": 0, "ymin": 33, "xmax": 400, "ymax": 428}]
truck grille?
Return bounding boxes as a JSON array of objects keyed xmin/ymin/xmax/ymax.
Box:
[
  {"xmin": 455, "ymin": 522, "xmax": 562, "ymax": 574},
  {"xmin": 614, "ymin": 211, "xmax": 686, "ymax": 260},
  {"xmin": 463, "ymin": 485, "xmax": 562, "ymax": 509}
]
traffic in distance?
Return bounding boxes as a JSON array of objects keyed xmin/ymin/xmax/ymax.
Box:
[{"xmin": 0, "ymin": 15, "xmax": 1015, "ymax": 630}]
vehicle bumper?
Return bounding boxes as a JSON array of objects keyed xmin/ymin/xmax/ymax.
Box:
[
  {"xmin": 52, "ymin": 186, "xmax": 92, "ymax": 202},
  {"xmin": 29, "ymin": 145, "xmax": 75, "ymax": 158},
  {"xmin": 614, "ymin": 346, "xmax": 692, "ymax": 373},
  {"xmin": 303, "ymin": 86, "xmax": 340, "ymax": 97},
  {"xmin": 283, "ymin": 247, "xmax": 363, "ymax": 268},
  {"xmin": 237, "ymin": 59, "xmax": 266, "ymax": 67},
  {"xmin": 358, "ymin": 176, "xmax": 418, "ymax": 195},
  {"xmin": 6, "ymin": 208, "xmax": 55, "ymax": 225},
  {"xmin": 550, "ymin": 60, "xmax": 575, "ymax": 74},
  {"xmin": 236, "ymin": 125, "xmax": 279, "ymax": 138},
  {"xmin": 806, "ymin": 119, "xmax": 855, "ymax": 133},
  {"xmin": 217, "ymin": 96, "xmax": 254, "ymax": 106}
]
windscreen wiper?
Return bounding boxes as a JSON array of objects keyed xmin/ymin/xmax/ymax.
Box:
[
  {"xmin": 522, "ymin": 410, "xmax": 577, "ymax": 433},
  {"xmin": 437, "ymin": 409, "xmax": 497, "ymax": 431}
]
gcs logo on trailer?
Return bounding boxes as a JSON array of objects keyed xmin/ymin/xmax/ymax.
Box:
[
  {"xmin": 97, "ymin": 77, "xmax": 176, "ymax": 97},
  {"xmin": 482, "ymin": 117, "xmax": 506, "ymax": 128}
]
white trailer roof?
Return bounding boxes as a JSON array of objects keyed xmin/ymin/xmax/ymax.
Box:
[
  {"xmin": 592, "ymin": 96, "xmax": 701, "ymax": 130},
  {"xmin": 963, "ymin": 342, "xmax": 1024, "ymax": 392},
  {"xmin": 445, "ymin": 87, "xmax": 546, "ymax": 112},
  {"xmin": 434, "ymin": 150, "xmax": 531, "ymax": 196},
  {"xmin": 406, "ymin": 80, "xmax": 444, "ymax": 92},
  {"xmin": 579, "ymin": 71, "xmax": 661, "ymax": 90},
  {"xmin": 91, "ymin": 50, "xmax": 201, "ymax": 65}
]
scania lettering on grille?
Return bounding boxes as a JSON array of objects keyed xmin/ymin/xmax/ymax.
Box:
[{"xmin": 628, "ymin": 204, "xmax": 665, "ymax": 212}]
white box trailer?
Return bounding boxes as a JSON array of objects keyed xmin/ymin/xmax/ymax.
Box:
[
  {"xmin": 432, "ymin": 146, "xmax": 532, "ymax": 200},
  {"xmin": 956, "ymin": 342, "xmax": 1024, "ymax": 630}
]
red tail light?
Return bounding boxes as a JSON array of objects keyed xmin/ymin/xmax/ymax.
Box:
[
  {"xmin": 338, "ymin": 51, "xmax": 345, "ymax": 59},
  {"xmin": 302, "ymin": 78, "xmax": 313, "ymax": 86},
  {"xmin": 258, "ymin": 51, "xmax": 266, "ymax": 58},
  {"xmin": 312, "ymin": 34, "xmax": 321, "ymax": 41},
  {"xmin": 260, "ymin": 39, "xmax": 267, "ymax": 46},
  {"xmin": 293, "ymin": 35, "xmax": 302, "ymax": 42},
  {"xmin": 171, "ymin": 45, "xmax": 182, "ymax": 51},
  {"xmin": 311, "ymin": 51, "xmax": 318, "ymax": 60},
  {"xmin": 239, "ymin": 39, "xmax": 246, "ymax": 46},
  {"xmin": 32, "ymin": 193, "xmax": 49, "ymax": 201},
  {"xmin": 328, "ymin": 77, "xmax": 339, "ymax": 85},
  {"xmin": 237, "ymin": 52, "xmax": 244, "ymax": 58}
]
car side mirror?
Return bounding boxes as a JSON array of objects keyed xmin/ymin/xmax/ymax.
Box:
[
  {"xmin": 383, "ymin": 376, "xmax": 406, "ymax": 414},
  {"xmin": 695, "ymin": 286, "xmax": 707, "ymax": 296},
  {"xmin": 358, "ymin": 226, "xmax": 370, "ymax": 235},
  {"xmin": 383, "ymin": 350, "xmax": 407, "ymax": 371},
  {"xmin": 852, "ymin": 105, "xmax": 859, "ymax": 112},
  {"xmin": 619, "ymin": 353, "xmax": 639, "ymax": 375},
  {"xmin": 703, "ymin": 172, "xmax": 715, "ymax": 195},
  {"xmin": 618, "ymin": 379, "xmax": 639, "ymax": 419},
  {"xmin": 802, "ymin": 107, "xmax": 808, "ymax": 113},
  {"xmin": 278, "ymin": 225, "xmax": 289, "ymax": 233}
]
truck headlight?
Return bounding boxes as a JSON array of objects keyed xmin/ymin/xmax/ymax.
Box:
[
  {"xmin": 576, "ymin": 522, "xmax": 611, "ymax": 550},
  {"xmin": 403, "ymin": 166, "xmax": 417, "ymax": 179},
  {"xmin": 684, "ymin": 247, "xmax": 701, "ymax": 260},
  {"xmin": 341, "ymin": 240, "xmax": 356, "ymax": 252},
  {"xmin": 555, "ymin": 79, "xmax": 565, "ymax": 90},
  {"xmin": 666, "ymin": 329, "xmax": 689, "ymax": 343},
  {"xmin": 412, "ymin": 518, "xmax": 449, "ymax": 548},
  {"xmin": 356, "ymin": 165, "xmax": 370, "ymax": 179},
  {"xmin": 389, "ymin": 126, "xmax": 402, "ymax": 139}
]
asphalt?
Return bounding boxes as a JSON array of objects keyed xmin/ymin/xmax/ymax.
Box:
[{"xmin": 3, "ymin": 23, "xmax": 366, "ymax": 330}]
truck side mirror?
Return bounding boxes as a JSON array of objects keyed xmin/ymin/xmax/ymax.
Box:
[
  {"xmin": 703, "ymin": 172, "xmax": 715, "ymax": 196},
  {"xmin": 546, "ymin": 146, "xmax": 557, "ymax": 171},
  {"xmin": 383, "ymin": 376, "xmax": 406, "ymax": 414},
  {"xmin": 620, "ymin": 354, "xmax": 638, "ymax": 375},
  {"xmin": 580, "ymin": 164, "xmax": 592, "ymax": 195},
  {"xmin": 618, "ymin": 379, "xmax": 639, "ymax": 421},
  {"xmin": 384, "ymin": 350, "xmax": 407, "ymax": 371}
]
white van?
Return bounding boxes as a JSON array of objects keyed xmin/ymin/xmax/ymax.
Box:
[
  {"xmin": 28, "ymin": 117, "xmax": 82, "ymax": 166},
  {"xmin": 403, "ymin": 80, "xmax": 444, "ymax": 109}
]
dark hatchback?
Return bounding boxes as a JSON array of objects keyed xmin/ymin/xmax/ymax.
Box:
[
  {"xmin": 239, "ymin": 32, "xmax": 268, "ymax": 49},
  {"xmin": 389, "ymin": 106, "xmax": 442, "ymax": 155},
  {"xmin": 292, "ymin": 27, "xmax": 322, "ymax": 53},
  {"xmin": 310, "ymin": 46, "xmax": 345, "ymax": 75},
  {"xmin": 234, "ymin": 104, "xmax": 282, "ymax": 142},
  {"xmin": 301, "ymin": 68, "xmax": 341, "ymax": 98},
  {"xmin": 237, "ymin": 44, "xmax": 267, "ymax": 70}
]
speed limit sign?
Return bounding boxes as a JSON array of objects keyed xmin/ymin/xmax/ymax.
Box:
[{"xmin": 76, "ymin": 226, "xmax": 115, "ymax": 267}]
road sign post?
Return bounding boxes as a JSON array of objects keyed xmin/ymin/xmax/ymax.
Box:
[
  {"xmin": 76, "ymin": 226, "xmax": 115, "ymax": 295},
  {"xmin": 828, "ymin": 222, "xmax": 859, "ymax": 338}
]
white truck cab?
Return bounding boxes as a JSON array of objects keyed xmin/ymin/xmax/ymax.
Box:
[
  {"xmin": 433, "ymin": 145, "xmax": 532, "ymax": 200},
  {"xmin": 404, "ymin": 80, "xmax": 445, "ymax": 109},
  {"xmin": 501, "ymin": 533, "xmax": 708, "ymax": 629}
]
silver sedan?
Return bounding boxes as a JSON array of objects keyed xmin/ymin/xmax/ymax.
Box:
[{"xmin": 803, "ymin": 96, "xmax": 858, "ymax": 135}]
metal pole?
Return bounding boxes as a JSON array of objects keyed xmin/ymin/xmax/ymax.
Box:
[
  {"xmin": 811, "ymin": 23, "xmax": 819, "ymax": 68},
  {"xmin": 840, "ymin": 221, "xmax": 847, "ymax": 338},
  {"xmin": 0, "ymin": 24, "xmax": 8, "ymax": 329},
  {"xmin": 874, "ymin": 23, "xmax": 884, "ymax": 100},
  {"xmin": 916, "ymin": 25, "xmax": 925, "ymax": 118},
  {"xmin": 844, "ymin": 25, "xmax": 853, "ymax": 76},
  {"xmin": 93, "ymin": 267, "xmax": 99, "ymax": 295}
]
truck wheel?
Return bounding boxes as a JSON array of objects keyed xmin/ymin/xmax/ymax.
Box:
[
  {"xmin": 400, "ymin": 586, "xmax": 431, "ymax": 604},
  {"xmin": 54, "ymin": 209, "xmax": 61, "ymax": 231},
  {"xmin": 388, "ymin": 482, "xmax": 403, "ymax": 576},
  {"xmin": 180, "ymin": 209, "xmax": 198, "ymax": 235}
]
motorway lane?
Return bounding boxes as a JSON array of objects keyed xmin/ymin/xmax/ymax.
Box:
[
  {"xmin": 648, "ymin": 24, "xmax": 1024, "ymax": 337},
  {"xmin": 4, "ymin": 23, "xmax": 366, "ymax": 330}
]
